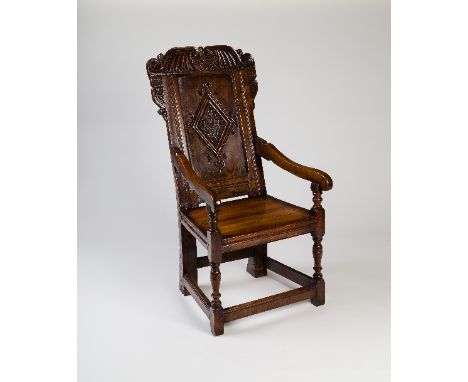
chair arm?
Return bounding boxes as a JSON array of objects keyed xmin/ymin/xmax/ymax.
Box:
[
  {"xmin": 254, "ymin": 137, "xmax": 333, "ymax": 191},
  {"xmin": 170, "ymin": 147, "xmax": 218, "ymax": 210}
]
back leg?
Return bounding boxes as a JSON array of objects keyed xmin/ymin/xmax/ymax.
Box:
[
  {"xmin": 179, "ymin": 222, "xmax": 197, "ymax": 296},
  {"xmin": 246, "ymin": 244, "xmax": 267, "ymax": 278}
]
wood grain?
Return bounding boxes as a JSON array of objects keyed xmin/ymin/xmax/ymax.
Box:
[
  {"xmin": 224, "ymin": 285, "xmax": 314, "ymax": 322},
  {"xmin": 185, "ymin": 195, "xmax": 312, "ymax": 238}
]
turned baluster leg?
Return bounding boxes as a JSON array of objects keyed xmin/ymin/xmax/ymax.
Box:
[
  {"xmin": 207, "ymin": 206, "xmax": 224, "ymax": 336},
  {"xmin": 209, "ymin": 261, "xmax": 223, "ymax": 335},
  {"xmin": 311, "ymin": 183, "xmax": 326, "ymax": 306}
]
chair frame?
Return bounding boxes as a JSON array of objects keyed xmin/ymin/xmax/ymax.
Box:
[{"xmin": 146, "ymin": 46, "xmax": 333, "ymax": 335}]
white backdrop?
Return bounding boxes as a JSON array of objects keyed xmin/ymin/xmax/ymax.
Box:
[{"xmin": 78, "ymin": 0, "xmax": 389, "ymax": 381}]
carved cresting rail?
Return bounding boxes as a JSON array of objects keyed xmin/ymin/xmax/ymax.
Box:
[{"xmin": 147, "ymin": 46, "xmax": 258, "ymax": 120}]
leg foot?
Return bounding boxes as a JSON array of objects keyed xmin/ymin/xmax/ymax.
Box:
[
  {"xmin": 311, "ymin": 278, "xmax": 325, "ymax": 306},
  {"xmin": 209, "ymin": 308, "xmax": 224, "ymax": 336},
  {"xmin": 179, "ymin": 282, "xmax": 189, "ymax": 296}
]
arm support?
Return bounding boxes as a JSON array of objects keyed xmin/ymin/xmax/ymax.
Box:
[
  {"xmin": 170, "ymin": 147, "xmax": 218, "ymax": 210},
  {"xmin": 255, "ymin": 137, "xmax": 333, "ymax": 191}
]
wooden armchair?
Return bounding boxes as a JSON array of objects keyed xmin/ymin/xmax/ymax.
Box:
[{"xmin": 146, "ymin": 45, "xmax": 333, "ymax": 335}]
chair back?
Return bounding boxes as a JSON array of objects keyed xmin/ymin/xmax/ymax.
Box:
[{"xmin": 147, "ymin": 45, "xmax": 266, "ymax": 209}]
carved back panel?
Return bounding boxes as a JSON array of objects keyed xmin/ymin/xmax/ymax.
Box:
[{"xmin": 147, "ymin": 46, "xmax": 266, "ymax": 209}]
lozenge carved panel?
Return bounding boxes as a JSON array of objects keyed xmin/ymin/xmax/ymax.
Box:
[{"xmin": 189, "ymin": 81, "xmax": 236, "ymax": 170}]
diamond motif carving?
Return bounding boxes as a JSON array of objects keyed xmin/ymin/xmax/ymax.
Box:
[{"xmin": 189, "ymin": 82, "xmax": 235, "ymax": 170}]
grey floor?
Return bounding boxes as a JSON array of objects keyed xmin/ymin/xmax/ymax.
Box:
[{"xmin": 78, "ymin": 231, "xmax": 389, "ymax": 381}]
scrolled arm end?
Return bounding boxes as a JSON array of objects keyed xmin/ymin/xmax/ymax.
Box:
[{"xmin": 310, "ymin": 169, "xmax": 333, "ymax": 192}]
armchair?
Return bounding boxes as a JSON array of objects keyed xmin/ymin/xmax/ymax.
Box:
[{"xmin": 147, "ymin": 45, "xmax": 333, "ymax": 335}]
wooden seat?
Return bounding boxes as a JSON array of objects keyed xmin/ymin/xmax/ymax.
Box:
[
  {"xmin": 182, "ymin": 196, "xmax": 313, "ymax": 253},
  {"xmin": 146, "ymin": 45, "xmax": 333, "ymax": 335}
]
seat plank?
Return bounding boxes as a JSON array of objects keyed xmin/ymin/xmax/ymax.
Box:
[
  {"xmin": 185, "ymin": 195, "xmax": 312, "ymax": 238},
  {"xmin": 182, "ymin": 195, "xmax": 313, "ymax": 252}
]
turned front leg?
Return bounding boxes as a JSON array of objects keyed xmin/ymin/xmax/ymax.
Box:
[
  {"xmin": 311, "ymin": 183, "xmax": 325, "ymax": 306},
  {"xmin": 207, "ymin": 206, "xmax": 224, "ymax": 336}
]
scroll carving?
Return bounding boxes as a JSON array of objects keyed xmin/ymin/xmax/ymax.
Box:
[
  {"xmin": 148, "ymin": 45, "xmax": 255, "ymax": 75},
  {"xmin": 146, "ymin": 57, "xmax": 167, "ymax": 122},
  {"xmin": 147, "ymin": 45, "xmax": 258, "ymax": 122}
]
